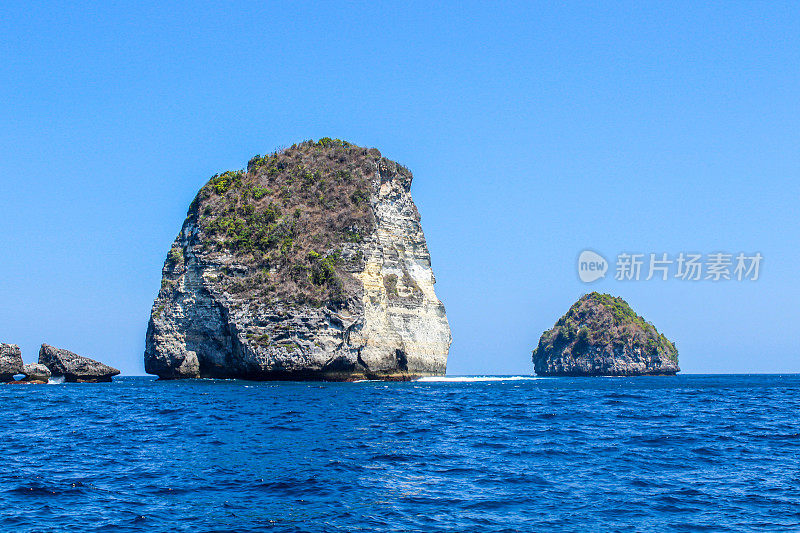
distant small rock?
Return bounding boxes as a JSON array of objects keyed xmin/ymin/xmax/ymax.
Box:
[
  {"xmin": 22, "ymin": 363, "xmax": 51, "ymax": 383},
  {"xmin": 38, "ymin": 344, "xmax": 120, "ymax": 383},
  {"xmin": 0, "ymin": 344, "xmax": 24, "ymax": 382},
  {"xmin": 533, "ymin": 292, "xmax": 680, "ymax": 376}
]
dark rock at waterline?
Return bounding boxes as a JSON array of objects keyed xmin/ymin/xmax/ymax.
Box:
[
  {"xmin": 532, "ymin": 292, "xmax": 680, "ymax": 377},
  {"xmin": 38, "ymin": 344, "xmax": 120, "ymax": 383},
  {"xmin": 22, "ymin": 363, "xmax": 51, "ymax": 382},
  {"xmin": 0, "ymin": 344, "xmax": 24, "ymax": 382}
]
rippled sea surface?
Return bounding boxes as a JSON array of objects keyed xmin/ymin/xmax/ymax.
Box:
[{"xmin": 2, "ymin": 375, "xmax": 799, "ymax": 532}]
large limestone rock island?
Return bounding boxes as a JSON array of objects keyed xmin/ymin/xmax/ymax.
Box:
[
  {"xmin": 533, "ymin": 292, "xmax": 679, "ymax": 376},
  {"xmin": 146, "ymin": 139, "xmax": 451, "ymax": 380}
]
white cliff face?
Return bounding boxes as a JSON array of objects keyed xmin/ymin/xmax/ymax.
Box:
[
  {"xmin": 145, "ymin": 142, "xmax": 450, "ymax": 380},
  {"xmin": 350, "ymin": 165, "xmax": 451, "ymax": 376}
]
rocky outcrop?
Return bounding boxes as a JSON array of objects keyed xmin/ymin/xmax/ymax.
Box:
[
  {"xmin": 145, "ymin": 139, "xmax": 451, "ymax": 380},
  {"xmin": 0, "ymin": 344, "xmax": 24, "ymax": 382},
  {"xmin": 533, "ymin": 292, "xmax": 679, "ymax": 376},
  {"xmin": 39, "ymin": 344, "xmax": 120, "ymax": 383},
  {"xmin": 22, "ymin": 363, "xmax": 51, "ymax": 382}
]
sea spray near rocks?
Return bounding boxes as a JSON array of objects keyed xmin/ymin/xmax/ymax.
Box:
[{"xmin": 145, "ymin": 139, "xmax": 451, "ymax": 380}]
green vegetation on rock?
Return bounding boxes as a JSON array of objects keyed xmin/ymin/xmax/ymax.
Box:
[
  {"xmin": 166, "ymin": 247, "xmax": 183, "ymax": 266},
  {"xmin": 171, "ymin": 139, "xmax": 411, "ymax": 309},
  {"xmin": 533, "ymin": 292, "xmax": 679, "ymax": 375}
]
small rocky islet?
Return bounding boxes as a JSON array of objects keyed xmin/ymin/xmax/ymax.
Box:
[
  {"xmin": 0, "ymin": 343, "xmax": 120, "ymax": 384},
  {"xmin": 145, "ymin": 139, "xmax": 451, "ymax": 381},
  {"xmin": 532, "ymin": 292, "xmax": 680, "ymax": 376}
]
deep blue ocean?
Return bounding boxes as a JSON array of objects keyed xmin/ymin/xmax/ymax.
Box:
[{"xmin": 2, "ymin": 375, "xmax": 799, "ymax": 532}]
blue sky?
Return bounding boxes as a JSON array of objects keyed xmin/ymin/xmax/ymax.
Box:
[{"xmin": 1, "ymin": 1, "xmax": 798, "ymax": 375}]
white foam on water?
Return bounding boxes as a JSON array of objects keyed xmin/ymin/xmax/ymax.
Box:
[
  {"xmin": 417, "ymin": 376, "xmax": 536, "ymax": 382},
  {"xmin": 48, "ymin": 376, "xmax": 65, "ymax": 385}
]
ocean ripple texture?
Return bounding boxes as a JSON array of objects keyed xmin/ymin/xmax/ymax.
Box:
[{"xmin": 2, "ymin": 375, "xmax": 799, "ymax": 532}]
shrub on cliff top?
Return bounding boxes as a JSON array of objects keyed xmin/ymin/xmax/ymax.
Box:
[{"xmin": 185, "ymin": 139, "xmax": 411, "ymax": 308}]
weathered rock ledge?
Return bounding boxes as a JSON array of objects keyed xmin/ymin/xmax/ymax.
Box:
[
  {"xmin": 22, "ymin": 363, "xmax": 51, "ymax": 382},
  {"xmin": 2, "ymin": 343, "xmax": 120, "ymax": 384},
  {"xmin": 38, "ymin": 344, "xmax": 120, "ymax": 383}
]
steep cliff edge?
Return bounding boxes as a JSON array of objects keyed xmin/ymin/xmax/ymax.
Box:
[
  {"xmin": 533, "ymin": 292, "xmax": 679, "ymax": 376},
  {"xmin": 145, "ymin": 139, "xmax": 451, "ymax": 380}
]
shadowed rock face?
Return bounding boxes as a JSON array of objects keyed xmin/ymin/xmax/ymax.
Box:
[
  {"xmin": 145, "ymin": 139, "xmax": 451, "ymax": 381},
  {"xmin": 533, "ymin": 292, "xmax": 679, "ymax": 376},
  {"xmin": 0, "ymin": 344, "xmax": 24, "ymax": 382},
  {"xmin": 39, "ymin": 344, "xmax": 120, "ymax": 383}
]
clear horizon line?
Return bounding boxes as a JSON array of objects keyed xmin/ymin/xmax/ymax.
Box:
[{"xmin": 116, "ymin": 372, "xmax": 800, "ymax": 377}]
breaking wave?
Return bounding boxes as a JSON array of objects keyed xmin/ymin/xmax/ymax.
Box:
[{"xmin": 417, "ymin": 375, "xmax": 536, "ymax": 382}]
